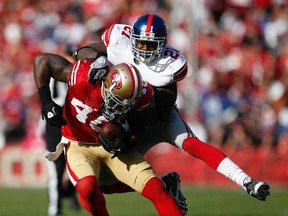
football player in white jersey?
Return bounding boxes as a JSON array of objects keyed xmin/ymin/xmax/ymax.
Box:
[{"xmin": 74, "ymin": 13, "xmax": 270, "ymax": 213}]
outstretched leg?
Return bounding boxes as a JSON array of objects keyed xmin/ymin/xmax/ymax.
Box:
[{"xmin": 183, "ymin": 137, "xmax": 270, "ymax": 201}]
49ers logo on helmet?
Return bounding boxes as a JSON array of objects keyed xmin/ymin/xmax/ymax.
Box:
[{"xmin": 110, "ymin": 70, "xmax": 122, "ymax": 89}]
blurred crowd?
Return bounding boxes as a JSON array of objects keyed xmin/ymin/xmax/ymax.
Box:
[
  {"xmin": 0, "ymin": 0, "xmax": 288, "ymax": 157},
  {"xmin": 177, "ymin": 0, "xmax": 288, "ymax": 157}
]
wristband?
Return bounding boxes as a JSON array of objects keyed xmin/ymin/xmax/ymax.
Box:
[{"xmin": 38, "ymin": 85, "xmax": 52, "ymax": 107}]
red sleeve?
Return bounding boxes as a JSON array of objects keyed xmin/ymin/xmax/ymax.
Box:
[
  {"xmin": 133, "ymin": 81, "xmax": 154, "ymax": 111},
  {"xmin": 69, "ymin": 60, "xmax": 92, "ymax": 86}
]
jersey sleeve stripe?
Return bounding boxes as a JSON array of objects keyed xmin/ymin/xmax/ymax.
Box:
[
  {"xmin": 102, "ymin": 24, "xmax": 115, "ymax": 46},
  {"xmin": 69, "ymin": 60, "xmax": 81, "ymax": 86},
  {"xmin": 173, "ymin": 63, "xmax": 188, "ymax": 82}
]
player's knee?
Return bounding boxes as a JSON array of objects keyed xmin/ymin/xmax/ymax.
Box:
[
  {"xmin": 75, "ymin": 176, "xmax": 98, "ymax": 199},
  {"xmin": 133, "ymin": 167, "xmax": 156, "ymax": 192}
]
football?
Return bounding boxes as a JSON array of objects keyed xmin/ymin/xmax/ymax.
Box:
[{"xmin": 99, "ymin": 122, "xmax": 126, "ymax": 142}]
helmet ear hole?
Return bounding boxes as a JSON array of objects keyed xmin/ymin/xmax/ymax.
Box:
[
  {"xmin": 102, "ymin": 63, "xmax": 143, "ymax": 121},
  {"xmin": 131, "ymin": 13, "xmax": 167, "ymax": 63}
]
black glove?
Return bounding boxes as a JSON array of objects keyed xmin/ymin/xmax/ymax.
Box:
[
  {"xmin": 99, "ymin": 131, "xmax": 132, "ymax": 158},
  {"xmin": 88, "ymin": 52, "xmax": 109, "ymax": 85},
  {"xmin": 39, "ymin": 85, "xmax": 67, "ymax": 128},
  {"xmin": 41, "ymin": 101, "xmax": 67, "ymax": 128}
]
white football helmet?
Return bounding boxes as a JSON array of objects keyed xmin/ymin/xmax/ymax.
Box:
[{"xmin": 101, "ymin": 63, "xmax": 143, "ymax": 121}]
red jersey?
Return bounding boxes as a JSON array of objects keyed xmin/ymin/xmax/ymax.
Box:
[
  {"xmin": 61, "ymin": 60, "xmax": 106, "ymax": 143},
  {"xmin": 61, "ymin": 60, "xmax": 154, "ymax": 143}
]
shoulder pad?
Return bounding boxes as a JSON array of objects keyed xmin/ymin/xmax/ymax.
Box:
[{"xmin": 102, "ymin": 24, "xmax": 132, "ymax": 47}]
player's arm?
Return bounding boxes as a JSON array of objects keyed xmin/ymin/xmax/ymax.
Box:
[
  {"xmin": 33, "ymin": 53, "xmax": 71, "ymax": 88},
  {"xmin": 130, "ymin": 48, "xmax": 186, "ymax": 123},
  {"xmin": 73, "ymin": 42, "xmax": 107, "ymax": 61},
  {"xmin": 144, "ymin": 50, "xmax": 187, "ymax": 121},
  {"xmin": 33, "ymin": 53, "xmax": 71, "ymax": 127},
  {"xmin": 127, "ymin": 82, "xmax": 177, "ymax": 123},
  {"xmin": 154, "ymin": 83, "xmax": 177, "ymax": 120},
  {"xmin": 72, "ymin": 42, "xmax": 109, "ymax": 85}
]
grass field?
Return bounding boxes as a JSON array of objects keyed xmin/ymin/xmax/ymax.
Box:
[{"xmin": 0, "ymin": 186, "xmax": 287, "ymax": 216}]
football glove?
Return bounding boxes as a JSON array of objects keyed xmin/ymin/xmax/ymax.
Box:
[
  {"xmin": 99, "ymin": 131, "xmax": 131, "ymax": 158},
  {"xmin": 243, "ymin": 179, "xmax": 270, "ymax": 201},
  {"xmin": 88, "ymin": 52, "xmax": 109, "ymax": 85},
  {"xmin": 38, "ymin": 85, "xmax": 67, "ymax": 128},
  {"xmin": 41, "ymin": 101, "xmax": 67, "ymax": 128}
]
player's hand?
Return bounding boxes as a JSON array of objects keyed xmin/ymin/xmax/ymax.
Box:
[
  {"xmin": 88, "ymin": 53, "xmax": 109, "ymax": 85},
  {"xmin": 41, "ymin": 101, "xmax": 67, "ymax": 128},
  {"xmin": 99, "ymin": 131, "xmax": 129, "ymax": 158}
]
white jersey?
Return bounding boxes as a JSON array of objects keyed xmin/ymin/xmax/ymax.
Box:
[{"xmin": 102, "ymin": 24, "xmax": 188, "ymax": 87}]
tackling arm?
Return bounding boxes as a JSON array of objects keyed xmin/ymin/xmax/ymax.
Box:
[
  {"xmin": 73, "ymin": 42, "xmax": 107, "ymax": 61},
  {"xmin": 72, "ymin": 42, "xmax": 109, "ymax": 85},
  {"xmin": 127, "ymin": 82, "xmax": 177, "ymax": 123},
  {"xmin": 154, "ymin": 83, "xmax": 177, "ymax": 121}
]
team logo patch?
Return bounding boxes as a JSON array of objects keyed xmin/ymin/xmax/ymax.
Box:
[{"xmin": 110, "ymin": 70, "xmax": 122, "ymax": 89}]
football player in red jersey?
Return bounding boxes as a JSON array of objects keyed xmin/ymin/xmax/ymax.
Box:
[
  {"xmin": 33, "ymin": 49, "xmax": 183, "ymax": 216},
  {"xmin": 74, "ymin": 13, "xmax": 270, "ymax": 209}
]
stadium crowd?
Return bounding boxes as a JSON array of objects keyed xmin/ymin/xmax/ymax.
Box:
[{"xmin": 0, "ymin": 0, "xmax": 288, "ymax": 160}]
